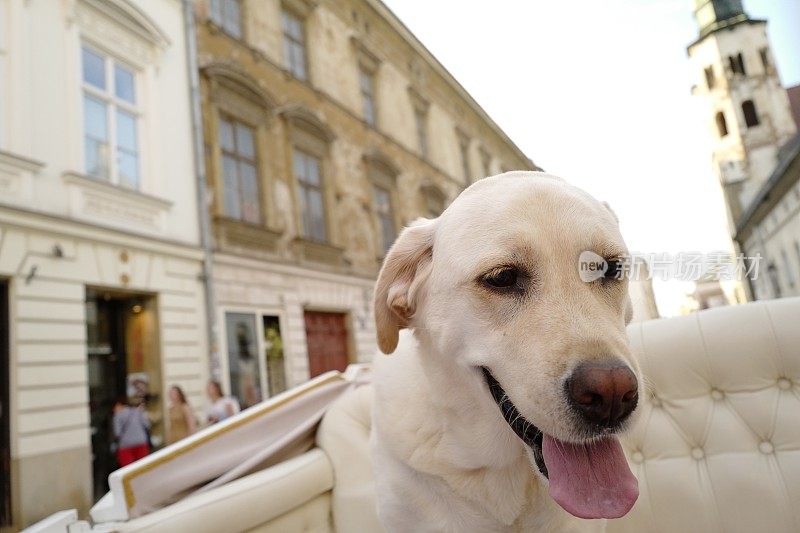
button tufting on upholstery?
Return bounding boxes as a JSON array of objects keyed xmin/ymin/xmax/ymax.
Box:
[
  {"xmin": 612, "ymin": 299, "xmax": 800, "ymax": 533},
  {"xmin": 631, "ymin": 451, "xmax": 644, "ymax": 464}
]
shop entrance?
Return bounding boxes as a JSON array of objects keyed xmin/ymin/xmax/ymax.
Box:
[
  {"xmin": 0, "ymin": 280, "xmax": 10, "ymax": 527},
  {"xmin": 85, "ymin": 289, "xmax": 161, "ymax": 501}
]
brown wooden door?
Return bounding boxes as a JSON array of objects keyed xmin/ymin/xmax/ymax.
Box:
[{"xmin": 304, "ymin": 311, "xmax": 349, "ymax": 378}]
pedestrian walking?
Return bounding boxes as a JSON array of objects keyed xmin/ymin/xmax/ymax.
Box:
[
  {"xmin": 167, "ymin": 385, "xmax": 197, "ymax": 445},
  {"xmin": 205, "ymin": 380, "xmax": 240, "ymax": 424},
  {"xmin": 112, "ymin": 397, "xmax": 151, "ymax": 467}
]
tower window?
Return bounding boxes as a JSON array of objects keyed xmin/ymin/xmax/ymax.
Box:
[
  {"xmin": 728, "ymin": 53, "xmax": 746, "ymax": 76},
  {"xmin": 715, "ymin": 111, "xmax": 728, "ymax": 137},
  {"xmin": 704, "ymin": 66, "xmax": 715, "ymax": 89},
  {"xmin": 759, "ymin": 48, "xmax": 770, "ymax": 70},
  {"xmin": 742, "ymin": 100, "xmax": 759, "ymax": 128}
]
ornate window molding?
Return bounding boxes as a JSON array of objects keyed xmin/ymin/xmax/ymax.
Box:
[
  {"xmin": 407, "ymin": 87, "xmax": 429, "ymax": 113},
  {"xmin": 350, "ymin": 36, "xmax": 380, "ymax": 73},
  {"xmin": 75, "ymin": 0, "xmax": 169, "ymax": 67},
  {"xmin": 0, "ymin": 150, "xmax": 45, "ymax": 207},
  {"xmin": 279, "ymin": 105, "xmax": 336, "ymax": 153},
  {"xmin": 203, "ymin": 63, "xmax": 277, "ymax": 114},
  {"xmin": 281, "ymin": 0, "xmax": 318, "ymax": 19},
  {"xmin": 364, "ymin": 150, "xmax": 400, "ymax": 183},
  {"xmin": 62, "ymin": 171, "xmax": 172, "ymax": 234}
]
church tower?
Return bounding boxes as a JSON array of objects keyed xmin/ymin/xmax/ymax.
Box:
[{"xmin": 688, "ymin": 0, "xmax": 797, "ymax": 232}]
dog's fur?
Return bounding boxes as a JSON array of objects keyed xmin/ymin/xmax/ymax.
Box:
[{"xmin": 370, "ymin": 172, "xmax": 641, "ymax": 532}]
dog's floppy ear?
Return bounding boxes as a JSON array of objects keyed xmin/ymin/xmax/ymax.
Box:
[{"xmin": 374, "ymin": 217, "xmax": 436, "ymax": 354}]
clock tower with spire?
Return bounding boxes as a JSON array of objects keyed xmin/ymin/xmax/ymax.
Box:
[{"xmin": 688, "ymin": 0, "xmax": 797, "ymax": 231}]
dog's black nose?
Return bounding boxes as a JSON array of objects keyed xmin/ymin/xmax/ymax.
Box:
[{"xmin": 567, "ymin": 361, "xmax": 638, "ymax": 428}]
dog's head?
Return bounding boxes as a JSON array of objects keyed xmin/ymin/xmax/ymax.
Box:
[{"xmin": 374, "ymin": 172, "xmax": 641, "ymax": 520}]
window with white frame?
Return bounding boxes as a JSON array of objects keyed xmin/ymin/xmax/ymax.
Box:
[
  {"xmin": 282, "ymin": 9, "xmax": 308, "ymax": 81},
  {"xmin": 210, "ymin": 0, "xmax": 243, "ymax": 39},
  {"xmin": 81, "ymin": 44, "xmax": 140, "ymax": 189}
]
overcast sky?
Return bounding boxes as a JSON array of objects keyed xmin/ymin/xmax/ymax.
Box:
[{"xmin": 382, "ymin": 0, "xmax": 800, "ymax": 315}]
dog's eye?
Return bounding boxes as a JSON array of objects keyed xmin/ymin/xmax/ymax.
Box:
[{"xmin": 483, "ymin": 267, "xmax": 520, "ymax": 290}]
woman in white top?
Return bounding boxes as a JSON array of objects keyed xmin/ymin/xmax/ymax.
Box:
[{"xmin": 205, "ymin": 380, "xmax": 240, "ymax": 424}]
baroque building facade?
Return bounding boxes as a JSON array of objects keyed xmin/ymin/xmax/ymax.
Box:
[
  {"xmin": 0, "ymin": 0, "xmax": 207, "ymax": 529},
  {"xmin": 687, "ymin": 0, "xmax": 800, "ymax": 302},
  {"xmin": 195, "ymin": 0, "xmax": 536, "ymax": 407}
]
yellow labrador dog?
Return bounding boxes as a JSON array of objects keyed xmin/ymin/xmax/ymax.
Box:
[{"xmin": 371, "ymin": 172, "xmax": 641, "ymax": 532}]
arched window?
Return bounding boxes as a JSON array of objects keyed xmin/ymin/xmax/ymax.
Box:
[
  {"xmin": 728, "ymin": 53, "xmax": 746, "ymax": 76},
  {"xmin": 202, "ymin": 63, "xmax": 277, "ymax": 226},
  {"xmin": 742, "ymin": 100, "xmax": 759, "ymax": 128},
  {"xmin": 280, "ymin": 106, "xmax": 336, "ymax": 243},
  {"xmin": 715, "ymin": 111, "xmax": 728, "ymax": 137}
]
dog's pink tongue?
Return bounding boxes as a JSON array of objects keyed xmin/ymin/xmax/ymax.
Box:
[{"xmin": 542, "ymin": 435, "xmax": 638, "ymax": 520}]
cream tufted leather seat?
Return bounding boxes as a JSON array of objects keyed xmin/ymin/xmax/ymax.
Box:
[
  {"xmin": 609, "ymin": 297, "xmax": 800, "ymax": 532},
  {"xmin": 64, "ymin": 298, "xmax": 798, "ymax": 532}
]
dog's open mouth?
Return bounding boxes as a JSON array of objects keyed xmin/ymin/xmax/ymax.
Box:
[
  {"xmin": 482, "ymin": 367, "xmax": 548, "ymax": 477},
  {"xmin": 481, "ymin": 367, "xmax": 639, "ymax": 520}
]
